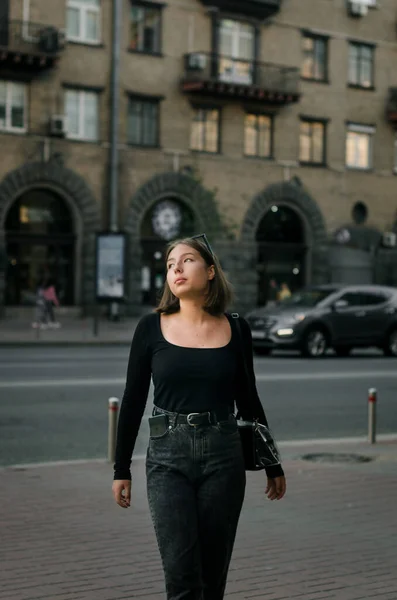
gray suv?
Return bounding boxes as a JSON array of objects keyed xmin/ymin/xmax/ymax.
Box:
[{"xmin": 245, "ymin": 284, "xmax": 397, "ymax": 358}]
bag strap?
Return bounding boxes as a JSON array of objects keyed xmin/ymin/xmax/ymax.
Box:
[{"xmin": 231, "ymin": 313, "xmax": 254, "ymax": 420}]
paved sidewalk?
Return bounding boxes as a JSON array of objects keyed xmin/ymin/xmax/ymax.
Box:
[
  {"xmin": 0, "ymin": 314, "xmax": 141, "ymax": 345},
  {"xmin": 1, "ymin": 439, "xmax": 397, "ymax": 600}
]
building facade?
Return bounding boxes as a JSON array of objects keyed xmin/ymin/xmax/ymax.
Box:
[{"xmin": 0, "ymin": 0, "xmax": 397, "ymax": 316}]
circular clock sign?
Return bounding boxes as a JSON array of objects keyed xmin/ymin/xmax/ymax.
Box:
[{"xmin": 152, "ymin": 200, "xmax": 182, "ymax": 241}]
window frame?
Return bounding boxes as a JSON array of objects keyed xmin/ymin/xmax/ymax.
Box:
[
  {"xmin": 348, "ymin": 42, "xmax": 375, "ymax": 90},
  {"xmin": 64, "ymin": 88, "xmax": 100, "ymax": 142},
  {"xmin": 129, "ymin": 1, "xmax": 164, "ymax": 56},
  {"xmin": 0, "ymin": 81, "xmax": 27, "ymax": 134},
  {"xmin": 190, "ymin": 106, "xmax": 221, "ymax": 155},
  {"xmin": 127, "ymin": 94, "xmax": 161, "ymax": 148},
  {"xmin": 66, "ymin": 0, "xmax": 102, "ymax": 45},
  {"xmin": 244, "ymin": 112, "xmax": 274, "ymax": 159},
  {"xmin": 345, "ymin": 122, "xmax": 375, "ymax": 171},
  {"xmin": 299, "ymin": 117, "xmax": 327, "ymax": 167},
  {"xmin": 301, "ymin": 32, "xmax": 329, "ymax": 83}
]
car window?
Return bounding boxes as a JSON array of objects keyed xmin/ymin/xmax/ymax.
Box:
[
  {"xmin": 360, "ymin": 292, "xmax": 389, "ymax": 306},
  {"xmin": 338, "ymin": 292, "xmax": 367, "ymax": 307}
]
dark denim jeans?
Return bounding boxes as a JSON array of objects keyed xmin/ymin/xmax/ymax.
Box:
[{"xmin": 146, "ymin": 410, "xmax": 246, "ymax": 600}]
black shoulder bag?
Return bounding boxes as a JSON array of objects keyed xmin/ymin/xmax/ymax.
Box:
[{"xmin": 232, "ymin": 313, "xmax": 281, "ymax": 472}]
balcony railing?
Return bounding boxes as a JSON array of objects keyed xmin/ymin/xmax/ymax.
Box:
[
  {"xmin": 0, "ymin": 19, "xmax": 65, "ymax": 71},
  {"xmin": 387, "ymin": 87, "xmax": 397, "ymax": 126},
  {"xmin": 181, "ymin": 53, "xmax": 300, "ymax": 104}
]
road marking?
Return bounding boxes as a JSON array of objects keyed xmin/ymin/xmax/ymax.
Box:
[{"xmin": 1, "ymin": 370, "xmax": 397, "ymax": 388}]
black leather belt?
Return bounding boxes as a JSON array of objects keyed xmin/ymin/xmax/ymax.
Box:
[{"xmin": 153, "ymin": 407, "xmax": 233, "ymax": 427}]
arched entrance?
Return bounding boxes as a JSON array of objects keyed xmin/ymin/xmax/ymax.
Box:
[
  {"xmin": 241, "ymin": 181, "xmax": 328, "ymax": 308},
  {"xmin": 5, "ymin": 189, "xmax": 75, "ymax": 305},
  {"xmin": 140, "ymin": 198, "xmax": 195, "ymax": 306},
  {"xmin": 0, "ymin": 161, "xmax": 101, "ymax": 313},
  {"xmin": 256, "ymin": 205, "xmax": 307, "ymax": 305},
  {"xmin": 125, "ymin": 172, "xmax": 224, "ymax": 314}
]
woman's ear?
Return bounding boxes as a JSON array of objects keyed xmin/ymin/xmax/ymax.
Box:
[{"xmin": 208, "ymin": 265, "xmax": 215, "ymax": 280}]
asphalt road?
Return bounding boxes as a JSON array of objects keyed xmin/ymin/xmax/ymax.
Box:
[{"xmin": 0, "ymin": 346, "xmax": 396, "ymax": 467}]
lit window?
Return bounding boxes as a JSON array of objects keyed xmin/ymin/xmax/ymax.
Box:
[
  {"xmin": 190, "ymin": 108, "xmax": 220, "ymax": 154},
  {"xmin": 65, "ymin": 89, "xmax": 99, "ymax": 141},
  {"xmin": 301, "ymin": 34, "xmax": 327, "ymax": 81},
  {"xmin": 0, "ymin": 81, "xmax": 27, "ymax": 133},
  {"xmin": 67, "ymin": 0, "xmax": 101, "ymax": 44},
  {"xmin": 299, "ymin": 119, "xmax": 326, "ymax": 164},
  {"xmin": 346, "ymin": 123, "xmax": 375, "ymax": 170},
  {"xmin": 244, "ymin": 114, "xmax": 272, "ymax": 158}
]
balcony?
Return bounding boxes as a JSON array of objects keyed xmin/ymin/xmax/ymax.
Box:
[
  {"xmin": 386, "ymin": 87, "xmax": 397, "ymax": 127},
  {"xmin": 199, "ymin": 0, "xmax": 281, "ymax": 19},
  {"xmin": 181, "ymin": 53, "xmax": 300, "ymax": 105},
  {"xmin": 0, "ymin": 20, "xmax": 65, "ymax": 73}
]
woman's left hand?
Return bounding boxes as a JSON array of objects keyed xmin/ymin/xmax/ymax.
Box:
[{"xmin": 265, "ymin": 476, "xmax": 286, "ymax": 501}]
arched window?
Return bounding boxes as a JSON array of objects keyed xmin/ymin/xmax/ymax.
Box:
[{"xmin": 5, "ymin": 189, "xmax": 75, "ymax": 305}]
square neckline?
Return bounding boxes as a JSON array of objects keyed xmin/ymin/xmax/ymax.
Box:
[{"xmin": 157, "ymin": 312, "xmax": 234, "ymax": 350}]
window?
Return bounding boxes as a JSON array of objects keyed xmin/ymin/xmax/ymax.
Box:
[
  {"xmin": 299, "ymin": 119, "xmax": 326, "ymax": 165},
  {"xmin": 190, "ymin": 108, "xmax": 220, "ymax": 153},
  {"xmin": 67, "ymin": 0, "xmax": 101, "ymax": 44},
  {"xmin": 218, "ymin": 20, "xmax": 255, "ymax": 85},
  {"xmin": 0, "ymin": 81, "xmax": 26, "ymax": 133},
  {"xmin": 127, "ymin": 97, "xmax": 159, "ymax": 147},
  {"xmin": 130, "ymin": 3, "xmax": 162, "ymax": 54},
  {"xmin": 65, "ymin": 89, "xmax": 99, "ymax": 141},
  {"xmin": 348, "ymin": 43, "xmax": 374, "ymax": 88},
  {"xmin": 301, "ymin": 34, "xmax": 327, "ymax": 82},
  {"xmin": 244, "ymin": 114, "xmax": 272, "ymax": 158},
  {"xmin": 346, "ymin": 123, "xmax": 375, "ymax": 170}
]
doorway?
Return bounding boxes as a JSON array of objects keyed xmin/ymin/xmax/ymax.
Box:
[
  {"xmin": 256, "ymin": 205, "xmax": 308, "ymax": 306},
  {"xmin": 140, "ymin": 198, "xmax": 195, "ymax": 306},
  {"xmin": 218, "ymin": 19, "xmax": 254, "ymax": 85},
  {"xmin": 5, "ymin": 189, "xmax": 75, "ymax": 305}
]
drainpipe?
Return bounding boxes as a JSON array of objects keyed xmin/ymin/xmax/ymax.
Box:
[
  {"xmin": 109, "ymin": 0, "xmax": 122, "ymax": 320},
  {"xmin": 109, "ymin": 0, "xmax": 122, "ymax": 233}
]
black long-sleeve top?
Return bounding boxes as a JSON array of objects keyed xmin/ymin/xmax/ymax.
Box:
[{"xmin": 114, "ymin": 312, "xmax": 284, "ymax": 479}]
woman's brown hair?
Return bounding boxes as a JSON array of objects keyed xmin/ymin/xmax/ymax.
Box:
[{"xmin": 156, "ymin": 236, "xmax": 234, "ymax": 316}]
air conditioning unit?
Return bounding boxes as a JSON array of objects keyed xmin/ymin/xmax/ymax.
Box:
[
  {"xmin": 187, "ymin": 53, "xmax": 207, "ymax": 71},
  {"xmin": 49, "ymin": 115, "xmax": 66, "ymax": 138},
  {"xmin": 349, "ymin": 1, "xmax": 368, "ymax": 16},
  {"xmin": 38, "ymin": 27, "xmax": 65, "ymax": 54},
  {"xmin": 382, "ymin": 231, "xmax": 397, "ymax": 248}
]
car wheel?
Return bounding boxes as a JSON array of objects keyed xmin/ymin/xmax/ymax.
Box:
[
  {"xmin": 254, "ymin": 348, "xmax": 271, "ymax": 356},
  {"xmin": 302, "ymin": 329, "xmax": 327, "ymax": 358},
  {"xmin": 334, "ymin": 346, "xmax": 352, "ymax": 357},
  {"xmin": 383, "ymin": 328, "xmax": 397, "ymax": 357}
]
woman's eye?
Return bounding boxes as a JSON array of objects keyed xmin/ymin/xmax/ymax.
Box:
[{"xmin": 185, "ymin": 258, "xmax": 193, "ymax": 262}]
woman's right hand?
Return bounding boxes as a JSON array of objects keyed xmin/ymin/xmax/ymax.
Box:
[{"xmin": 112, "ymin": 479, "xmax": 131, "ymax": 508}]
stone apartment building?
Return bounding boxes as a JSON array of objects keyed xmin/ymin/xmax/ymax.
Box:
[{"xmin": 0, "ymin": 0, "xmax": 397, "ymax": 316}]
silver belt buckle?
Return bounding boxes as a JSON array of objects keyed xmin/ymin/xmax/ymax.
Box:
[{"xmin": 187, "ymin": 412, "xmax": 201, "ymax": 426}]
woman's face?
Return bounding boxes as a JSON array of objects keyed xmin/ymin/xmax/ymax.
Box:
[{"xmin": 166, "ymin": 243, "xmax": 214, "ymax": 299}]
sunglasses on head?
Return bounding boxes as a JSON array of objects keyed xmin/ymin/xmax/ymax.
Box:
[{"xmin": 191, "ymin": 233, "xmax": 214, "ymax": 257}]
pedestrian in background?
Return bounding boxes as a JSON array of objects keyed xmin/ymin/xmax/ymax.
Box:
[
  {"xmin": 32, "ymin": 278, "xmax": 47, "ymax": 329},
  {"xmin": 277, "ymin": 281, "xmax": 292, "ymax": 302},
  {"xmin": 43, "ymin": 279, "xmax": 61, "ymax": 328},
  {"xmin": 112, "ymin": 234, "xmax": 286, "ymax": 600}
]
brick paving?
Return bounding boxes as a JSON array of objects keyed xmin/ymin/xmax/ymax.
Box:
[{"xmin": 1, "ymin": 440, "xmax": 397, "ymax": 600}]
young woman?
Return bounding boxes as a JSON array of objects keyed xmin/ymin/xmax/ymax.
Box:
[{"xmin": 112, "ymin": 234, "xmax": 286, "ymax": 600}]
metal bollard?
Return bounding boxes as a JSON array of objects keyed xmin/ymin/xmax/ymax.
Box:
[
  {"xmin": 368, "ymin": 388, "xmax": 377, "ymax": 444},
  {"xmin": 108, "ymin": 397, "xmax": 120, "ymax": 462}
]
